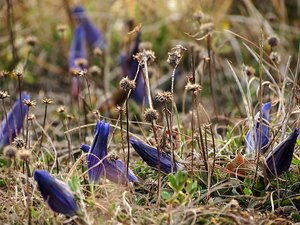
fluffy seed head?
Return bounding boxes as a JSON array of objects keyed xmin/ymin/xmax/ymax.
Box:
[
  {"xmin": 56, "ymin": 105, "xmax": 65, "ymax": 113},
  {"xmin": 13, "ymin": 70, "xmax": 23, "ymax": 77},
  {"xmin": 270, "ymin": 52, "xmax": 281, "ymax": 64},
  {"xmin": 144, "ymin": 108, "xmax": 159, "ymax": 122},
  {"xmin": 24, "ymin": 99, "xmax": 36, "ymax": 107},
  {"xmin": 155, "ymin": 91, "xmax": 173, "ymax": 103},
  {"xmin": 119, "ymin": 77, "xmax": 136, "ymax": 91},
  {"xmin": 0, "ymin": 91, "xmax": 9, "ymax": 99},
  {"xmin": 26, "ymin": 35, "xmax": 38, "ymax": 47},
  {"xmin": 18, "ymin": 149, "xmax": 31, "ymax": 162},
  {"xmin": 27, "ymin": 114, "xmax": 35, "ymax": 121},
  {"xmin": 167, "ymin": 44, "xmax": 187, "ymax": 68},
  {"xmin": 242, "ymin": 65, "xmax": 255, "ymax": 77},
  {"xmin": 13, "ymin": 137, "xmax": 25, "ymax": 149},
  {"xmin": 185, "ymin": 82, "xmax": 202, "ymax": 93},
  {"xmin": 133, "ymin": 49, "xmax": 156, "ymax": 65},
  {"xmin": 267, "ymin": 35, "xmax": 280, "ymax": 48},
  {"xmin": 3, "ymin": 145, "xmax": 17, "ymax": 159},
  {"xmin": 42, "ymin": 97, "xmax": 54, "ymax": 104}
]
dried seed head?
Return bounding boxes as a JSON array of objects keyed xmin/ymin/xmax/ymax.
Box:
[
  {"xmin": 24, "ymin": 99, "xmax": 36, "ymax": 107},
  {"xmin": 27, "ymin": 114, "xmax": 35, "ymax": 121},
  {"xmin": 133, "ymin": 49, "xmax": 156, "ymax": 65},
  {"xmin": 119, "ymin": 77, "xmax": 136, "ymax": 91},
  {"xmin": 167, "ymin": 44, "xmax": 187, "ymax": 68},
  {"xmin": 75, "ymin": 58, "xmax": 88, "ymax": 68},
  {"xmin": 270, "ymin": 52, "xmax": 281, "ymax": 64},
  {"xmin": 18, "ymin": 149, "xmax": 31, "ymax": 162},
  {"xmin": 0, "ymin": 70, "xmax": 9, "ymax": 77},
  {"xmin": 139, "ymin": 42, "xmax": 153, "ymax": 51},
  {"xmin": 144, "ymin": 108, "xmax": 159, "ymax": 122},
  {"xmin": 13, "ymin": 137, "xmax": 25, "ymax": 149},
  {"xmin": 109, "ymin": 154, "xmax": 119, "ymax": 161},
  {"xmin": 66, "ymin": 114, "xmax": 74, "ymax": 120},
  {"xmin": 70, "ymin": 68, "xmax": 86, "ymax": 77},
  {"xmin": 242, "ymin": 65, "xmax": 255, "ymax": 77},
  {"xmin": 185, "ymin": 82, "xmax": 202, "ymax": 93},
  {"xmin": 42, "ymin": 97, "xmax": 54, "ymax": 104},
  {"xmin": 88, "ymin": 65, "xmax": 101, "ymax": 76},
  {"xmin": 26, "ymin": 35, "xmax": 38, "ymax": 47},
  {"xmin": 267, "ymin": 35, "xmax": 280, "ymax": 48},
  {"xmin": 13, "ymin": 70, "xmax": 23, "ymax": 77},
  {"xmin": 155, "ymin": 91, "xmax": 173, "ymax": 103},
  {"xmin": 116, "ymin": 105, "xmax": 124, "ymax": 112},
  {"xmin": 0, "ymin": 91, "xmax": 9, "ymax": 99},
  {"xmin": 200, "ymin": 22, "xmax": 215, "ymax": 34},
  {"xmin": 57, "ymin": 24, "xmax": 67, "ymax": 34},
  {"xmin": 3, "ymin": 145, "xmax": 17, "ymax": 159},
  {"xmin": 93, "ymin": 47, "xmax": 103, "ymax": 56},
  {"xmin": 56, "ymin": 105, "xmax": 65, "ymax": 113}
]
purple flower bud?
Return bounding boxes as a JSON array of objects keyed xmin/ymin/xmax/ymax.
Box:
[
  {"xmin": 130, "ymin": 138, "xmax": 181, "ymax": 174},
  {"xmin": 72, "ymin": 5, "xmax": 105, "ymax": 49},
  {"xmin": 0, "ymin": 92, "xmax": 30, "ymax": 148},
  {"xmin": 265, "ymin": 129, "xmax": 299, "ymax": 178},
  {"xmin": 245, "ymin": 102, "xmax": 271, "ymax": 154},
  {"xmin": 34, "ymin": 170, "xmax": 78, "ymax": 215}
]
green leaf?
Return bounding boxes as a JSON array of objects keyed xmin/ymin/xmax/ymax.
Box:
[
  {"xmin": 243, "ymin": 187, "xmax": 252, "ymax": 196},
  {"xmin": 292, "ymin": 213, "xmax": 300, "ymax": 222},
  {"xmin": 161, "ymin": 190, "xmax": 171, "ymax": 200},
  {"xmin": 68, "ymin": 175, "xmax": 79, "ymax": 192}
]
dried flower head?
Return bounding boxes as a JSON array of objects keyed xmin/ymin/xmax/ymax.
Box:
[
  {"xmin": 133, "ymin": 49, "xmax": 156, "ymax": 65},
  {"xmin": 144, "ymin": 108, "xmax": 159, "ymax": 122},
  {"xmin": 13, "ymin": 137, "xmax": 25, "ymax": 149},
  {"xmin": 66, "ymin": 114, "xmax": 74, "ymax": 120},
  {"xmin": 93, "ymin": 47, "xmax": 103, "ymax": 56},
  {"xmin": 18, "ymin": 149, "xmax": 31, "ymax": 162},
  {"xmin": 200, "ymin": 22, "xmax": 215, "ymax": 34},
  {"xmin": 75, "ymin": 58, "xmax": 88, "ymax": 68},
  {"xmin": 88, "ymin": 65, "xmax": 101, "ymax": 76},
  {"xmin": 26, "ymin": 35, "xmax": 38, "ymax": 47},
  {"xmin": 267, "ymin": 35, "xmax": 280, "ymax": 48},
  {"xmin": 167, "ymin": 44, "xmax": 187, "ymax": 68},
  {"xmin": 3, "ymin": 145, "xmax": 17, "ymax": 159},
  {"xmin": 242, "ymin": 65, "xmax": 255, "ymax": 77},
  {"xmin": 70, "ymin": 69, "xmax": 86, "ymax": 77},
  {"xmin": 1, "ymin": 70, "xmax": 9, "ymax": 77},
  {"xmin": 56, "ymin": 105, "xmax": 65, "ymax": 113},
  {"xmin": 57, "ymin": 24, "xmax": 67, "ymax": 34},
  {"xmin": 13, "ymin": 70, "xmax": 23, "ymax": 77},
  {"xmin": 27, "ymin": 114, "xmax": 35, "ymax": 121},
  {"xmin": 0, "ymin": 91, "xmax": 9, "ymax": 99},
  {"xmin": 185, "ymin": 82, "xmax": 202, "ymax": 93},
  {"xmin": 42, "ymin": 97, "xmax": 54, "ymax": 104},
  {"xmin": 119, "ymin": 77, "xmax": 136, "ymax": 91},
  {"xmin": 24, "ymin": 99, "xmax": 36, "ymax": 107},
  {"xmin": 270, "ymin": 52, "xmax": 281, "ymax": 64},
  {"xmin": 155, "ymin": 91, "xmax": 173, "ymax": 103},
  {"xmin": 139, "ymin": 42, "xmax": 153, "ymax": 51}
]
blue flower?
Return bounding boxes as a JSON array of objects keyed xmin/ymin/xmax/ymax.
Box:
[
  {"xmin": 72, "ymin": 5, "xmax": 105, "ymax": 49},
  {"xmin": 120, "ymin": 32, "xmax": 146, "ymax": 104},
  {"xmin": 265, "ymin": 129, "xmax": 300, "ymax": 179},
  {"xmin": 130, "ymin": 138, "xmax": 181, "ymax": 174},
  {"xmin": 86, "ymin": 120, "xmax": 110, "ymax": 183},
  {"xmin": 69, "ymin": 25, "xmax": 87, "ymax": 71},
  {"xmin": 0, "ymin": 92, "xmax": 30, "ymax": 148},
  {"xmin": 81, "ymin": 142, "xmax": 139, "ymax": 184},
  {"xmin": 34, "ymin": 170, "xmax": 78, "ymax": 215},
  {"xmin": 245, "ymin": 102, "xmax": 271, "ymax": 154}
]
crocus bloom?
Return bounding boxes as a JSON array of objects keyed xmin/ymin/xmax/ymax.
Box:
[
  {"xmin": 120, "ymin": 32, "xmax": 146, "ymax": 104},
  {"xmin": 34, "ymin": 170, "xmax": 78, "ymax": 215},
  {"xmin": 265, "ymin": 129, "xmax": 299, "ymax": 179},
  {"xmin": 0, "ymin": 92, "xmax": 30, "ymax": 148},
  {"xmin": 130, "ymin": 138, "xmax": 181, "ymax": 174},
  {"xmin": 72, "ymin": 5, "xmax": 105, "ymax": 49},
  {"xmin": 87, "ymin": 120, "xmax": 110, "ymax": 183},
  {"xmin": 245, "ymin": 102, "xmax": 271, "ymax": 155}
]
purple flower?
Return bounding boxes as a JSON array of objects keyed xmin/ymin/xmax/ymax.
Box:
[
  {"xmin": 81, "ymin": 144, "xmax": 138, "ymax": 185},
  {"xmin": 265, "ymin": 129, "xmax": 300, "ymax": 179},
  {"xmin": 34, "ymin": 170, "xmax": 78, "ymax": 215},
  {"xmin": 0, "ymin": 92, "xmax": 30, "ymax": 148},
  {"xmin": 72, "ymin": 5, "xmax": 105, "ymax": 49},
  {"xmin": 120, "ymin": 32, "xmax": 146, "ymax": 104},
  {"xmin": 69, "ymin": 25, "xmax": 87, "ymax": 71},
  {"xmin": 130, "ymin": 138, "xmax": 181, "ymax": 174},
  {"xmin": 245, "ymin": 102, "xmax": 271, "ymax": 154},
  {"xmin": 86, "ymin": 120, "xmax": 110, "ymax": 183}
]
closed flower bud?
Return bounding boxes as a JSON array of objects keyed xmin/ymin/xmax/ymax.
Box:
[{"xmin": 34, "ymin": 170, "xmax": 78, "ymax": 215}]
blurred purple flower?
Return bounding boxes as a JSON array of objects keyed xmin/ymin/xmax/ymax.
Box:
[
  {"xmin": 34, "ymin": 170, "xmax": 78, "ymax": 215},
  {"xmin": 265, "ymin": 128, "xmax": 299, "ymax": 179},
  {"xmin": 120, "ymin": 32, "xmax": 146, "ymax": 104},
  {"xmin": 0, "ymin": 92, "xmax": 30, "ymax": 148},
  {"xmin": 245, "ymin": 102, "xmax": 271, "ymax": 154},
  {"xmin": 72, "ymin": 5, "xmax": 105, "ymax": 49},
  {"xmin": 130, "ymin": 138, "xmax": 182, "ymax": 174},
  {"xmin": 81, "ymin": 122, "xmax": 138, "ymax": 184}
]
